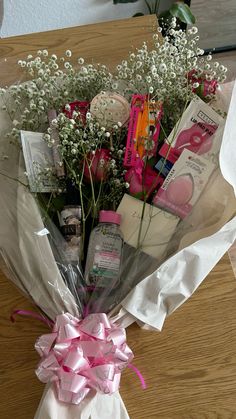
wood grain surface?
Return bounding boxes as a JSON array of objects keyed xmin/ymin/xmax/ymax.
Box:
[
  {"xmin": 1, "ymin": 254, "xmax": 236, "ymax": 419},
  {"xmin": 0, "ymin": 14, "xmax": 156, "ymax": 86},
  {"xmin": 1, "ymin": 14, "xmax": 236, "ymax": 419}
]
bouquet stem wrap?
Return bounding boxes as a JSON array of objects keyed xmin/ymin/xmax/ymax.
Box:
[{"xmin": 35, "ymin": 313, "xmax": 133, "ymax": 405}]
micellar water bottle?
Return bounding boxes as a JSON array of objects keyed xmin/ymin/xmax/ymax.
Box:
[{"xmin": 85, "ymin": 210, "xmax": 123, "ymax": 288}]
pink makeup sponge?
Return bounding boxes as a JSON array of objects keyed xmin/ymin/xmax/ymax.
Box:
[{"xmin": 166, "ymin": 174, "xmax": 193, "ymax": 206}]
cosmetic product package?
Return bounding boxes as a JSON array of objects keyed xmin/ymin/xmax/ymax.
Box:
[
  {"xmin": 158, "ymin": 97, "xmax": 225, "ymax": 165},
  {"xmin": 1, "ymin": 47, "xmax": 236, "ymax": 419},
  {"xmin": 153, "ymin": 149, "xmax": 216, "ymax": 219},
  {"xmin": 124, "ymin": 94, "xmax": 162, "ymax": 168},
  {"xmin": 20, "ymin": 130, "xmax": 59, "ymax": 193}
]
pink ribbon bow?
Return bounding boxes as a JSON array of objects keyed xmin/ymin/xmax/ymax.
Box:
[{"xmin": 35, "ymin": 312, "xmax": 134, "ymax": 404}]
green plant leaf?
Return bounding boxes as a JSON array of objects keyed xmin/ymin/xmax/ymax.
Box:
[
  {"xmin": 169, "ymin": 2, "xmax": 196, "ymax": 24},
  {"xmin": 113, "ymin": 0, "xmax": 139, "ymax": 4},
  {"xmin": 133, "ymin": 12, "xmax": 145, "ymax": 17},
  {"xmin": 144, "ymin": 0, "xmax": 152, "ymax": 14},
  {"xmin": 158, "ymin": 10, "xmax": 171, "ymax": 20}
]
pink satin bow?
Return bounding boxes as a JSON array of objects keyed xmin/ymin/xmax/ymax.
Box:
[{"xmin": 35, "ymin": 312, "xmax": 134, "ymax": 404}]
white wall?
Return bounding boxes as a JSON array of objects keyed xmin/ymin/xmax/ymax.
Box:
[{"xmin": 0, "ymin": 0, "xmax": 147, "ymax": 37}]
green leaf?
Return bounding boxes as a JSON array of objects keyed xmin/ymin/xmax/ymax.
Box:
[
  {"xmin": 113, "ymin": 0, "xmax": 139, "ymax": 4},
  {"xmin": 158, "ymin": 10, "xmax": 171, "ymax": 20},
  {"xmin": 133, "ymin": 12, "xmax": 145, "ymax": 17},
  {"xmin": 169, "ymin": 2, "xmax": 196, "ymax": 24},
  {"xmin": 144, "ymin": 0, "xmax": 152, "ymax": 14},
  {"xmin": 50, "ymin": 195, "xmax": 65, "ymax": 212}
]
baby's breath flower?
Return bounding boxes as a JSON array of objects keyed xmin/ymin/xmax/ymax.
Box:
[
  {"xmin": 65, "ymin": 50, "xmax": 72, "ymax": 57},
  {"xmin": 86, "ymin": 112, "xmax": 91, "ymax": 120},
  {"xmin": 44, "ymin": 134, "xmax": 51, "ymax": 141},
  {"xmin": 81, "ymin": 66, "xmax": 88, "ymax": 74},
  {"xmin": 159, "ymin": 63, "xmax": 167, "ymax": 73}
]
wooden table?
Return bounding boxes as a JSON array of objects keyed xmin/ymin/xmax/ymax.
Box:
[{"xmin": 1, "ymin": 15, "xmax": 236, "ymax": 419}]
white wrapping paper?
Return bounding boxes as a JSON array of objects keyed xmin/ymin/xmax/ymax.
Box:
[{"xmin": 35, "ymin": 386, "xmax": 129, "ymax": 419}]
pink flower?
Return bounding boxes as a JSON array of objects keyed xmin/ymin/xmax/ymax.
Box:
[
  {"xmin": 125, "ymin": 159, "xmax": 164, "ymax": 200},
  {"xmin": 84, "ymin": 149, "xmax": 110, "ymax": 183}
]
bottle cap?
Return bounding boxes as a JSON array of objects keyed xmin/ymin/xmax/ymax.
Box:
[{"xmin": 99, "ymin": 210, "xmax": 121, "ymax": 225}]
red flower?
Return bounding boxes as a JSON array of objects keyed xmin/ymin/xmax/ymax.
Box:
[
  {"xmin": 63, "ymin": 101, "xmax": 89, "ymax": 123},
  {"xmin": 84, "ymin": 149, "xmax": 110, "ymax": 183},
  {"xmin": 188, "ymin": 69, "xmax": 217, "ymax": 100}
]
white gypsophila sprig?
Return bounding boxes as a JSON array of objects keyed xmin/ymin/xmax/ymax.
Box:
[
  {"xmin": 115, "ymin": 20, "xmax": 227, "ymax": 130},
  {"xmin": 2, "ymin": 51, "xmax": 115, "ymax": 141},
  {"xmin": 43, "ymin": 110, "xmax": 128, "ymax": 207}
]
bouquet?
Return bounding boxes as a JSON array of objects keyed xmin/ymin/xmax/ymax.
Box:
[{"xmin": 0, "ymin": 19, "xmax": 236, "ymax": 418}]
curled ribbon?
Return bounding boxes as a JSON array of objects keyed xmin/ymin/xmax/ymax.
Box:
[{"xmin": 35, "ymin": 312, "xmax": 134, "ymax": 405}]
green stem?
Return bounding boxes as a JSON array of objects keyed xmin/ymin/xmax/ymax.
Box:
[
  {"xmin": 83, "ymin": 148, "xmax": 97, "ymax": 217},
  {"xmin": 77, "ymin": 160, "xmax": 86, "ymax": 261},
  {"xmin": 154, "ymin": 0, "xmax": 160, "ymax": 14},
  {"xmin": 95, "ymin": 179, "xmax": 103, "ymax": 209},
  {"xmin": 137, "ymin": 197, "xmax": 147, "ymax": 249},
  {"xmin": 145, "ymin": 0, "xmax": 152, "ymax": 14},
  {"xmin": 0, "ymin": 170, "xmax": 28, "ymax": 187},
  {"xmin": 78, "ymin": 181, "xmax": 86, "ymax": 261}
]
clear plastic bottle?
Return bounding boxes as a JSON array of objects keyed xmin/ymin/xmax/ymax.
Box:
[{"xmin": 85, "ymin": 210, "xmax": 123, "ymax": 287}]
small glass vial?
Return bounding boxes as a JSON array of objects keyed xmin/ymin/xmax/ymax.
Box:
[{"xmin": 85, "ymin": 210, "xmax": 123, "ymax": 287}]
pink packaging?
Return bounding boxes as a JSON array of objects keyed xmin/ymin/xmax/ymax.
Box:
[
  {"xmin": 123, "ymin": 94, "xmax": 143, "ymax": 167},
  {"xmin": 158, "ymin": 97, "xmax": 224, "ymax": 165},
  {"xmin": 153, "ymin": 149, "xmax": 216, "ymax": 219},
  {"xmin": 124, "ymin": 94, "xmax": 162, "ymax": 167}
]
